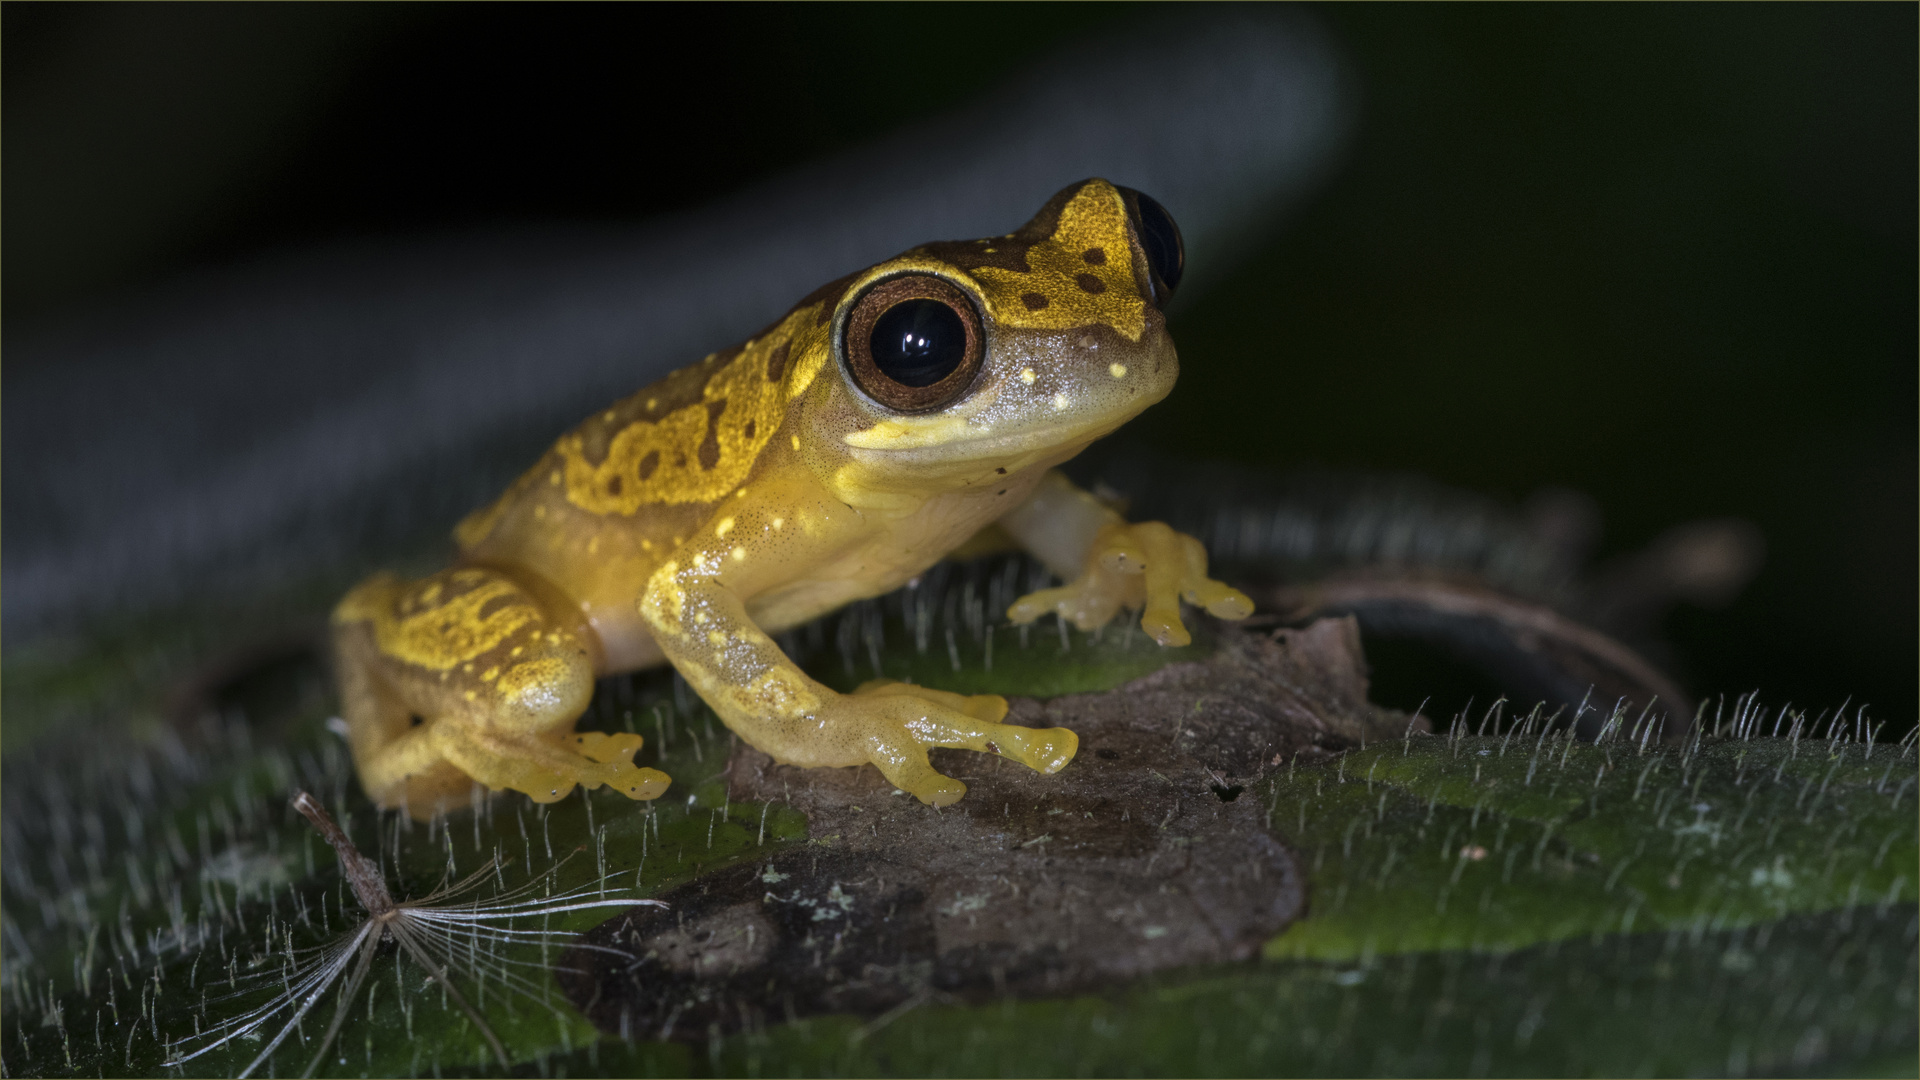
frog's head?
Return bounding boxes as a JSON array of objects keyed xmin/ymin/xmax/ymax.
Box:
[{"xmin": 804, "ymin": 178, "xmax": 1185, "ymax": 495}]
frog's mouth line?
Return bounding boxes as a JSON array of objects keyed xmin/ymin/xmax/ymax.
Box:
[{"xmin": 841, "ymin": 411, "xmax": 1139, "ymax": 480}]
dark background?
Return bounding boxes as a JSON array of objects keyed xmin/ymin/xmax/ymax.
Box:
[{"xmin": 5, "ymin": 4, "xmax": 1913, "ymax": 730}]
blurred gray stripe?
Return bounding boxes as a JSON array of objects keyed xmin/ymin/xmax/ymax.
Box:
[{"xmin": 3, "ymin": 8, "xmax": 1351, "ymax": 639}]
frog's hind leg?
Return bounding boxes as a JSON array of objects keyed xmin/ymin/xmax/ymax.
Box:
[{"xmin": 331, "ymin": 567, "xmax": 670, "ymax": 819}]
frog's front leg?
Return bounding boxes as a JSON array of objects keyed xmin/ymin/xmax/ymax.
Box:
[
  {"xmin": 332, "ymin": 567, "xmax": 670, "ymax": 818},
  {"xmin": 638, "ymin": 537, "xmax": 1076, "ymax": 807},
  {"xmin": 999, "ymin": 470, "xmax": 1253, "ymax": 646}
]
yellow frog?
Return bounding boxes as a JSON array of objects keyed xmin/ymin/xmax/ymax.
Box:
[{"xmin": 332, "ymin": 179, "xmax": 1253, "ymax": 817}]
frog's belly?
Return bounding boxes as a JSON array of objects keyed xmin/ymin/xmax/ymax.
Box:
[{"xmin": 584, "ymin": 597, "xmax": 670, "ymax": 673}]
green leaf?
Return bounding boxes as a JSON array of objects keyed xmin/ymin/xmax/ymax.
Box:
[{"xmin": 1265, "ymin": 727, "xmax": 1918, "ymax": 961}]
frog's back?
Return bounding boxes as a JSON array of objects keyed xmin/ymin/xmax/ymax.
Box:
[{"xmin": 450, "ymin": 285, "xmax": 846, "ymax": 667}]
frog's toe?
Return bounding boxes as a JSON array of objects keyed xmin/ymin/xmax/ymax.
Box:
[
  {"xmin": 993, "ymin": 723, "xmax": 1078, "ymax": 774},
  {"xmin": 584, "ymin": 761, "xmax": 672, "ymax": 802},
  {"xmin": 1117, "ymin": 523, "xmax": 1253, "ymax": 646},
  {"xmin": 573, "ymin": 731, "xmax": 674, "ymax": 801},
  {"xmin": 1173, "ymin": 532, "xmax": 1254, "ymax": 620},
  {"xmin": 1007, "ymin": 584, "xmax": 1073, "ymax": 625},
  {"xmin": 1006, "ymin": 576, "xmax": 1132, "ymax": 631},
  {"xmin": 1146, "ymin": 567, "xmax": 1250, "ymax": 642},
  {"xmin": 1137, "ymin": 593, "xmax": 1192, "ymax": 646},
  {"xmin": 1189, "ymin": 579, "xmax": 1255, "ymax": 620},
  {"xmin": 620, "ymin": 768, "xmax": 674, "ymax": 801},
  {"xmin": 960, "ymin": 693, "xmax": 1011, "ymax": 724},
  {"xmin": 450, "ymin": 748, "xmax": 579, "ymax": 805},
  {"xmin": 868, "ymin": 739, "xmax": 969, "ymax": 807},
  {"xmin": 573, "ymin": 730, "xmax": 645, "ymax": 764},
  {"xmin": 518, "ymin": 766, "xmax": 578, "ymax": 805}
]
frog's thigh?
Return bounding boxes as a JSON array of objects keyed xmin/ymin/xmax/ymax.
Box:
[
  {"xmin": 332, "ymin": 568, "xmax": 663, "ymax": 817},
  {"xmin": 332, "ymin": 577, "xmax": 479, "ymax": 816}
]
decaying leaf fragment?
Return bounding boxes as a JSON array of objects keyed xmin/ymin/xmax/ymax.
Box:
[{"xmin": 562, "ymin": 617, "xmax": 1415, "ymax": 1040}]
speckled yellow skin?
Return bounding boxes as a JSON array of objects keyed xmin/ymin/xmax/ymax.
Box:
[{"xmin": 333, "ymin": 180, "xmax": 1252, "ymax": 817}]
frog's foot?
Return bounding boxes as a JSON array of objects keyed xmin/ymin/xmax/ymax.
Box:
[
  {"xmin": 357, "ymin": 721, "xmax": 672, "ymax": 819},
  {"xmin": 333, "ymin": 566, "xmax": 672, "ymax": 818},
  {"xmin": 835, "ymin": 680, "xmax": 1078, "ymax": 806},
  {"xmin": 1007, "ymin": 521, "xmax": 1253, "ymax": 647},
  {"xmin": 433, "ymin": 726, "xmax": 672, "ymax": 807}
]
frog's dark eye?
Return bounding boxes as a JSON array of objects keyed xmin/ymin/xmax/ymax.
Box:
[
  {"xmin": 1117, "ymin": 187, "xmax": 1185, "ymax": 307},
  {"xmin": 843, "ymin": 275, "xmax": 985, "ymax": 413},
  {"xmin": 871, "ymin": 301, "xmax": 965, "ymax": 387}
]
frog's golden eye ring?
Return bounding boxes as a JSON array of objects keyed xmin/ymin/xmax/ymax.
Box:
[
  {"xmin": 843, "ymin": 275, "xmax": 985, "ymax": 414},
  {"xmin": 1117, "ymin": 187, "xmax": 1185, "ymax": 308}
]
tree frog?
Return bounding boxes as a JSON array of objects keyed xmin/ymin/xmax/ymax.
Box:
[{"xmin": 332, "ymin": 179, "xmax": 1253, "ymax": 817}]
